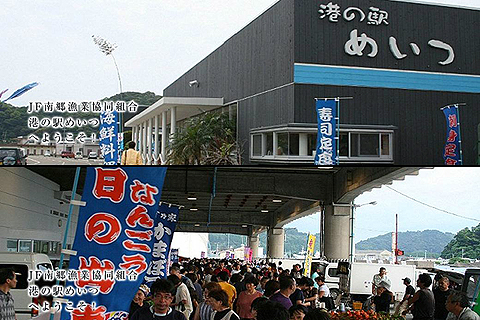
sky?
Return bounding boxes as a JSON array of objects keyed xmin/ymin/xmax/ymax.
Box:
[
  {"xmin": 1, "ymin": 0, "xmax": 480, "ymax": 107},
  {"xmin": 286, "ymin": 167, "xmax": 480, "ymax": 242}
]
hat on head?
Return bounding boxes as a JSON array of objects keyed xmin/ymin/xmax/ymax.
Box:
[
  {"xmin": 402, "ymin": 277, "xmax": 411, "ymax": 284},
  {"xmin": 139, "ymin": 284, "xmax": 150, "ymax": 296}
]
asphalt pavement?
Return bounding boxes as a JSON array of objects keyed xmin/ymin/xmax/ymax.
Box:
[{"xmin": 26, "ymin": 155, "xmax": 104, "ymax": 165}]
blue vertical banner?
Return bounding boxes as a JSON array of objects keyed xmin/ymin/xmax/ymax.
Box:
[
  {"xmin": 99, "ymin": 111, "xmax": 119, "ymax": 165},
  {"xmin": 170, "ymin": 249, "xmax": 179, "ymax": 264},
  {"xmin": 143, "ymin": 204, "xmax": 179, "ymax": 284},
  {"xmin": 118, "ymin": 132, "xmax": 124, "ymax": 165},
  {"xmin": 314, "ymin": 99, "xmax": 338, "ymax": 165},
  {"xmin": 62, "ymin": 167, "xmax": 167, "ymax": 320},
  {"xmin": 442, "ymin": 105, "xmax": 463, "ymax": 165}
]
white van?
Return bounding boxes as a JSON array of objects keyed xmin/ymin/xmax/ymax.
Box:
[{"xmin": 0, "ymin": 252, "xmax": 53, "ymax": 320}]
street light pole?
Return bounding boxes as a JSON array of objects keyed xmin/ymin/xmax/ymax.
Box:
[
  {"xmin": 92, "ymin": 35, "xmax": 124, "ymax": 134},
  {"xmin": 350, "ymin": 201, "xmax": 377, "ymax": 264}
]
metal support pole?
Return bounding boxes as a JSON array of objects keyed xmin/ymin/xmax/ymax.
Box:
[
  {"xmin": 350, "ymin": 205, "xmax": 355, "ymax": 264},
  {"xmin": 395, "ymin": 214, "xmax": 399, "ymax": 264},
  {"xmin": 59, "ymin": 167, "xmax": 81, "ymax": 267},
  {"xmin": 51, "ymin": 167, "xmax": 81, "ymax": 320},
  {"xmin": 154, "ymin": 115, "xmax": 159, "ymax": 160},
  {"xmin": 161, "ymin": 111, "xmax": 167, "ymax": 163},
  {"xmin": 477, "ymin": 123, "xmax": 480, "ymax": 165}
]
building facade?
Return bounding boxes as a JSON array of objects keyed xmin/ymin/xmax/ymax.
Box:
[
  {"xmin": 0, "ymin": 168, "xmax": 79, "ymax": 266},
  {"xmin": 152, "ymin": 0, "xmax": 480, "ymax": 165}
]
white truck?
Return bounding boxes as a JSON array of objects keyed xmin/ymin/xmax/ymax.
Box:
[{"xmin": 321, "ymin": 262, "xmax": 418, "ymax": 302}]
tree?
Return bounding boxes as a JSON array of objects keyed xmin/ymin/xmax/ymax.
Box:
[
  {"xmin": 168, "ymin": 111, "xmax": 241, "ymax": 165},
  {"xmin": 441, "ymin": 223, "xmax": 480, "ymax": 259},
  {"xmin": 101, "ymin": 91, "xmax": 161, "ymax": 106},
  {"xmin": 0, "ymin": 91, "xmax": 160, "ymax": 143}
]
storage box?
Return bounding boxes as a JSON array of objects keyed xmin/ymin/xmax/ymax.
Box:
[{"xmin": 352, "ymin": 302, "xmax": 363, "ymax": 310}]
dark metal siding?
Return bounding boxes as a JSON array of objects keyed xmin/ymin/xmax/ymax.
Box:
[
  {"xmin": 294, "ymin": 0, "xmax": 480, "ymax": 74},
  {"xmin": 292, "ymin": 0, "xmax": 480, "ymax": 165},
  {"xmin": 162, "ymin": 0, "xmax": 480, "ymax": 165},
  {"xmin": 294, "ymin": 84, "xmax": 480, "ymax": 165},
  {"xmin": 163, "ymin": 0, "xmax": 295, "ymax": 102},
  {"xmin": 239, "ymin": 85, "xmax": 295, "ymax": 163}
]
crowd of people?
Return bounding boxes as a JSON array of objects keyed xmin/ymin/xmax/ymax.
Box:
[
  {"xmin": 0, "ymin": 261, "xmax": 478, "ymax": 320},
  {"xmin": 370, "ymin": 267, "xmax": 479, "ymax": 320},
  {"xmin": 127, "ymin": 259, "xmax": 334, "ymax": 320},
  {"xmin": 126, "ymin": 261, "xmax": 478, "ymax": 320}
]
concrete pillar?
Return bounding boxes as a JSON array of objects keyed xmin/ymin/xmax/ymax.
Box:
[
  {"xmin": 154, "ymin": 115, "xmax": 159, "ymax": 157},
  {"xmin": 299, "ymin": 133, "xmax": 308, "ymax": 156},
  {"xmin": 161, "ymin": 111, "xmax": 167, "ymax": 163},
  {"xmin": 248, "ymin": 234, "xmax": 260, "ymax": 258},
  {"xmin": 324, "ymin": 204, "xmax": 352, "ymax": 260},
  {"xmin": 136, "ymin": 125, "xmax": 140, "ymax": 149},
  {"xmin": 142, "ymin": 121, "xmax": 147, "ymax": 158},
  {"xmin": 267, "ymin": 228, "xmax": 284, "ymax": 259},
  {"xmin": 170, "ymin": 106, "xmax": 177, "ymax": 143},
  {"xmin": 147, "ymin": 118, "xmax": 152, "ymax": 156},
  {"xmin": 139, "ymin": 124, "xmax": 143, "ymax": 154},
  {"xmin": 132, "ymin": 126, "xmax": 136, "ymax": 147}
]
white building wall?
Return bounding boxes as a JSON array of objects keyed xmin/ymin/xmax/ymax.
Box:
[
  {"xmin": 0, "ymin": 168, "xmax": 79, "ymax": 257},
  {"xmin": 170, "ymin": 232, "xmax": 208, "ymax": 259}
]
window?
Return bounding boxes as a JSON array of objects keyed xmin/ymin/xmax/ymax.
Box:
[
  {"xmin": 339, "ymin": 133, "xmax": 349, "ymax": 157},
  {"xmin": 289, "ymin": 133, "xmax": 299, "ymax": 156},
  {"xmin": 33, "ymin": 240, "xmax": 49, "ymax": 254},
  {"xmin": 307, "ymin": 134, "xmax": 316, "ymax": 156},
  {"xmin": 342, "ymin": 132, "xmax": 392, "ymax": 159},
  {"xmin": 7, "ymin": 240, "xmax": 17, "ymax": 252},
  {"xmin": 37, "ymin": 263, "xmax": 53, "ymax": 273},
  {"xmin": 252, "ymin": 134, "xmax": 262, "ymax": 156},
  {"xmin": 381, "ymin": 134, "xmax": 390, "ymax": 156},
  {"xmin": 250, "ymin": 125, "xmax": 393, "ymax": 163},
  {"xmin": 464, "ymin": 273, "xmax": 480, "ymax": 301},
  {"xmin": 277, "ymin": 133, "xmax": 288, "ymax": 155},
  {"xmin": 351, "ymin": 133, "xmax": 378, "ymax": 156},
  {"xmin": 266, "ymin": 133, "xmax": 273, "ymax": 155},
  {"xmin": 328, "ymin": 268, "xmax": 339, "ymax": 278},
  {"xmin": 18, "ymin": 240, "xmax": 32, "ymax": 252}
]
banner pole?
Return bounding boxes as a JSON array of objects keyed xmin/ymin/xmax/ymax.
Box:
[
  {"xmin": 50, "ymin": 167, "xmax": 81, "ymax": 320},
  {"xmin": 455, "ymin": 104, "xmax": 464, "ymax": 165},
  {"xmin": 314, "ymin": 97, "xmax": 353, "ymax": 100},
  {"xmin": 303, "ymin": 232, "xmax": 310, "ymax": 276},
  {"xmin": 59, "ymin": 167, "xmax": 81, "ymax": 268},
  {"xmin": 336, "ymin": 97, "xmax": 340, "ymax": 164}
]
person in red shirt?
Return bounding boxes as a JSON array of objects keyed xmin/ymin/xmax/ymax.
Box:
[
  {"xmin": 213, "ymin": 261, "xmax": 231, "ymax": 277},
  {"xmin": 236, "ymin": 277, "xmax": 262, "ymax": 320}
]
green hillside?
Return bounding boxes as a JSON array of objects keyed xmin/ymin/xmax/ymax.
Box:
[
  {"xmin": 356, "ymin": 230, "xmax": 454, "ymax": 255},
  {"xmin": 0, "ymin": 91, "xmax": 160, "ymax": 143},
  {"xmin": 208, "ymin": 229, "xmax": 455, "ymax": 258},
  {"xmin": 441, "ymin": 223, "xmax": 480, "ymax": 259}
]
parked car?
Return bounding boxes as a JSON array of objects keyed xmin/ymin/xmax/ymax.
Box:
[
  {"xmin": 88, "ymin": 151, "xmax": 98, "ymax": 159},
  {"xmin": 60, "ymin": 151, "xmax": 75, "ymax": 158},
  {"xmin": 75, "ymin": 151, "xmax": 83, "ymax": 159},
  {"xmin": 0, "ymin": 147, "xmax": 28, "ymax": 165},
  {"xmin": 44, "ymin": 150, "xmax": 51, "ymax": 157}
]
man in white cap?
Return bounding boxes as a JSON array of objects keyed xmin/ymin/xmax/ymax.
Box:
[{"xmin": 129, "ymin": 284, "xmax": 150, "ymax": 317}]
